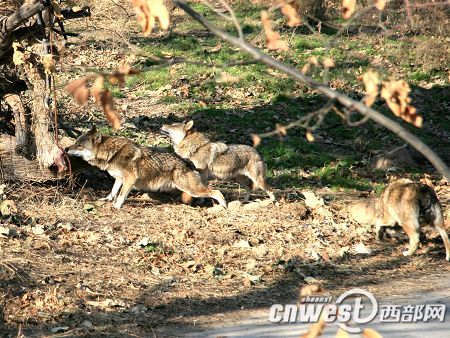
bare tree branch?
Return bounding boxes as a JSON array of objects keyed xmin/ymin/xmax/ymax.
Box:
[{"xmin": 173, "ymin": 0, "xmax": 450, "ymax": 181}]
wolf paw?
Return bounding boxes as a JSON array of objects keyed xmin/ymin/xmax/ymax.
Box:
[{"xmin": 99, "ymin": 195, "xmax": 113, "ymax": 202}]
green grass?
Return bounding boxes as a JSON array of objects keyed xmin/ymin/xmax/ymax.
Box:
[{"xmin": 96, "ymin": 3, "xmax": 448, "ymax": 191}]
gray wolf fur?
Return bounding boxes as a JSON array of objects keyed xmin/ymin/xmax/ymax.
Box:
[
  {"xmin": 160, "ymin": 120, "xmax": 275, "ymax": 202},
  {"xmin": 65, "ymin": 126, "xmax": 227, "ymax": 209},
  {"xmin": 348, "ymin": 179, "xmax": 449, "ymax": 260}
]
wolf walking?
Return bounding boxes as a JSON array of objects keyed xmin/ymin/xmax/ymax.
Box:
[
  {"xmin": 348, "ymin": 179, "xmax": 450, "ymax": 260},
  {"xmin": 66, "ymin": 126, "xmax": 227, "ymax": 209},
  {"xmin": 161, "ymin": 120, "xmax": 275, "ymax": 202}
]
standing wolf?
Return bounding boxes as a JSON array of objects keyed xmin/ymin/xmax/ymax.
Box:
[
  {"xmin": 65, "ymin": 126, "xmax": 227, "ymax": 209},
  {"xmin": 348, "ymin": 179, "xmax": 450, "ymax": 260},
  {"xmin": 161, "ymin": 120, "xmax": 275, "ymax": 202}
]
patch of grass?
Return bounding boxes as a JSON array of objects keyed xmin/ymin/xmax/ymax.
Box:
[{"xmin": 311, "ymin": 160, "xmax": 373, "ymax": 191}]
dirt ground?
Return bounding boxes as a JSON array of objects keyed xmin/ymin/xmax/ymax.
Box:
[{"xmin": 1, "ymin": 1, "xmax": 450, "ymax": 337}]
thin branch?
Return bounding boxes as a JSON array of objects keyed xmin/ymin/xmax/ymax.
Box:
[{"xmin": 173, "ymin": 0, "xmax": 450, "ymax": 181}]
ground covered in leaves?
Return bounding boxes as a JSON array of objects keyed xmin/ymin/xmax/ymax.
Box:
[{"xmin": 1, "ymin": 1, "xmax": 450, "ymax": 336}]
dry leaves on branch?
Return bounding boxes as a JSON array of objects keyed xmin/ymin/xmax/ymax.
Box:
[
  {"xmin": 335, "ymin": 329, "xmax": 349, "ymax": 338},
  {"xmin": 100, "ymin": 91, "xmax": 121, "ymax": 130},
  {"xmin": 129, "ymin": 0, "xmax": 170, "ymax": 36},
  {"xmin": 301, "ymin": 56, "xmax": 319, "ymax": 74},
  {"xmin": 361, "ymin": 70, "xmax": 379, "ymax": 107},
  {"xmin": 342, "ymin": 0, "xmax": 356, "ymax": 19},
  {"xmin": 279, "ymin": 0, "xmax": 302, "ymax": 27},
  {"xmin": 261, "ymin": 11, "xmax": 289, "ymax": 51},
  {"xmin": 381, "ymin": 79, "xmax": 422, "ymax": 127},
  {"xmin": 65, "ymin": 66, "xmax": 139, "ymax": 129},
  {"xmin": 374, "ymin": 0, "xmax": 386, "ymax": 11},
  {"xmin": 251, "ymin": 134, "xmax": 262, "ymax": 147},
  {"xmin": 64, "ymin": 77, "xmax": 90, "ymax": 106},
  {"xmin": 301, "ymin": 312, "xmax": 326, "ymax": 338},
  {"xmin": 362, "ymin": 328, "xmax": 383, "ymax": 338},
  {"xmin": 306, "ymin": 130, "xmax": 315, "ymax": 142}
]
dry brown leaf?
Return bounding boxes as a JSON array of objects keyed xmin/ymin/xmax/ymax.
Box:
[
  {"xmin": 299, "ymin": 284, "xmax": 322, "ymax": 298},
  {"xmin": 374, "ymin": 0, "xmax": 386, "ymax": 11},
  {"xmin": 109, "ymin": 65, "xmax": 140, "ymax": 87},
  {"xmin": 362, "ymin": 328, "xmax": 383, "ymax": 338},
  {"xmin": 64, "ymin": 77, "xmax": 90, "ymax": 105},
  {"xmin": 342, "ymin": 0, "xmax": 356, "ymax": 19},
  {"xmin": 279, "ymin": 0, "xmax": 302, "ymax": 27},
  {"xmin": 216, "ymin": 72, "xmax": 240, "ymax": 84},
  {"xmin": 261, "ymin": 11, "xmax": 289, "ymax": 51},
  {"xmin": 276, "ymin": 123, "xmax": 287, "ymax": 136},
  {"xmin": 301, "ymin": 314, "xmax": 326, "ymax": 338},
  {"xmin": 322, "ymin": 57, "xmax": 335, "ymax": 68},
  {"xmin": 381, "ymin": 79, "xmax": 422, "ymax": 127},
  {"xmin": 41, "ymin": 54, "xmax": 55, "ymax": 75},
  {"xmin": 335, "ymin": 328, "xmax": 349, "ymax": 338},
  {"xmin": 306, "ymin": 130, "xmax": 315, "ymax": 142},
  {"xmin": 129, "ymin": 0, "xmax": 170, "ymax": 36},
  {"xmin": 362, "ymin": 70, "xmax": 379, "ymax": 107},
  {"xmin": 91, "ymin": 76, "xmax": 105, "ymax": 104},
  {"xmin": 100, "ymin": 90, "xmax": 121, "ymax": 130},
  {"xmin": 251, "ymin": 134, "xmax": 261, "ymax": 147},
  {"xmin": 12, "ymin": 42, "xmax": 25, "ymax": 66},
  {"xmin": 51, "ymin": 0, "xmax": 64, "ymax": 19}
]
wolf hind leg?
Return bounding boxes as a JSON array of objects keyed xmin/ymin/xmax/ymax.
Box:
[
  {"xmin": 432, "ymin": 204, "xmax": 450, "ymax": 261},
  {"xmin": 246, "ymin": 160, "xmax": 275, "ymax": 202},
  {"xmin": 100, "ymin": 178, "xmax": 122, "ymax": 202},
  {"xmin": 234, "ymin": 175, "xmax": 252, "ymax": 202},
  {"xmin": 175, "ymin": 171, "xmax": 227, "ymax": 208},
  {"xmin": 402, "ymin": 220, "xmax": 420, "ymax": 257}
]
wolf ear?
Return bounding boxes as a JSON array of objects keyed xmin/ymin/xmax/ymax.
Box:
[
  {"xmin": 184, "ymin": 120, "xmax": 194, "ymax": 131},
  {"xmin": 89, "ymin": 125, "xmax": 101, "ymax": 143}
]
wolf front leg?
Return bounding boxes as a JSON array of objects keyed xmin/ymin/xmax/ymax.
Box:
[
  {"xmin": 100, "ymin": 178, "xmax": 123, "ymax": 202},
  {"xmin": 113, "ymin": 174, "xmax": 136, "ymax": 209}
]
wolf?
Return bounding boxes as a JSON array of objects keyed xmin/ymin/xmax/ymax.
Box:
[
  {"xmin": 348, "ymin": 179, "xmax": 449, "ymax": 260},
  {"xmin": 160, "ymin": 120, "xmax": 275, "ymax": 202},
  {"xmin": 65, "ymin": 126, "xmax": 227, "ymax": 209}
]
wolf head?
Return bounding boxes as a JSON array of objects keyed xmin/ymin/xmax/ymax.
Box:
[
  {"xmin": 65, "ymin": 125, "xmax": 102, "ymax": 161},
  {"xmin": 160, "ymin": 120, "xmax": 194, "ymax": 146}
]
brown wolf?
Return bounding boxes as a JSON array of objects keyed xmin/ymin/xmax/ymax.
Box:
[
  {"xmin": 65, "ymin": 126, "xmax": 227, "ymax": 209},
  {"xmin": 348, "ymin": 179, "xmax": 449, "ymax": 260},
  {"xmin": 160, "ymin": 120, "xmax": 275, "ymax": 202}
]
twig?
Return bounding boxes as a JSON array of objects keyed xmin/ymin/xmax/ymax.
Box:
[{"xmin": 173, "ymin": 0, "xmax": 450, "ymax": 181}]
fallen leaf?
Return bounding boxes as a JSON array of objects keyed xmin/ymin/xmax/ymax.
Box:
[
  {"xmin": 306, "ymin": 130, "xmax": 315, "ymax": 142},
  {"xmin": 342, "ymin": 0, "xmax": 356, "ymax": 19},
  {"xmin": 41, "ymin": 54, "xmax": 55, "ymax": 74},
  {"xmin": 300, "ymin": 284, "xmax": 322, "ymax": 298},
  {"xmin": 12, "ymin": 42, "xmax": 25, "ymax": 66},
  {"xmin": 302, "ymin": 191, "xmax": 324, "ymax": 209},
  {"xmin": 322, "ymin": 57, "xmax": 335, "ymax": 68}
]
